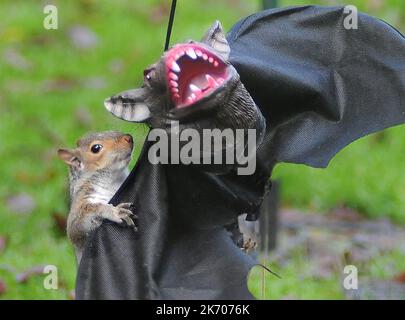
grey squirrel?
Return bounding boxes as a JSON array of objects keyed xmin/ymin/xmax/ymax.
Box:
[{"xmin": 58, "ymin": 131, "xmax": 136, "ymax": 263}]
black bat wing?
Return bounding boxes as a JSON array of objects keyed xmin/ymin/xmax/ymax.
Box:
[
  {"xmin": 76, "ymin": 6, "xmax": 405, "ymax": 300},
  {"xmin": 228, "ymin": 6, "xmax": 405, "ymax": 170}
]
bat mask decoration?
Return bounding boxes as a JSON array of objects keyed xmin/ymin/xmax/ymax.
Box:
[
  {"xmin": 104, "ymin": 21, "xmax": 265, "ymax": 168},
  {"xmin": 76, "ymin": 6, "xmax": 405, "ymax": 299}
]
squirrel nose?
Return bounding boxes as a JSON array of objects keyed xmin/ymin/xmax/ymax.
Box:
[{"xmin": 122, "ymin": 134, "xmax": 133, "ymax": 145}]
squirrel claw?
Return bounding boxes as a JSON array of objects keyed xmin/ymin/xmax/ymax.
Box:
[
  {"xmin": 113, "ymin": 204, "xmax": 137, "ymax": 229},
  {"xmin": 117, "ymin": 202, "xmax": 134, "ymax": 210},
  {"xmin": 241, "ymin": 238, "xmax": 257, "ymax": 253},
  {"xmin": 121, "ymin": 216, "xmax": 135, "ymax": 226}
]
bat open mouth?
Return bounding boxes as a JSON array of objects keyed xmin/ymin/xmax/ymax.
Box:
[{"xmin": 165, "ymin": 44, "xmax": 230, "ymax": 109}]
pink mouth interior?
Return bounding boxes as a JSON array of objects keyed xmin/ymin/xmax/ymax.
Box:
[{"xmin": 165, "ymin": 44, "xmax": 229, "ymax": 109}]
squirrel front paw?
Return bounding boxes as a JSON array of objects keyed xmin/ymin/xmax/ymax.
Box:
[
  {"xmin": 115, "ymin": 202, "xmax": 137, "ymax": 228},
  {"xmin": 241, "ymin": 237, "xmax": 257, "ymax": 253},
  {"xmin": 102, "ymin": 203, "xmax": 137, "ymax": 230}
]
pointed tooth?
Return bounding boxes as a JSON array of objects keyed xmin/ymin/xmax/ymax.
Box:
[
  {"xmin": 170, "ymin": 80, "xmax": 178, "ymax": 87},
  {"xmin": 205, "ymin": 74, "xmax": 218, "ymax": 87},
  {"xmin": 171, "ymin": 87, "xmax": 179, "ymax": 93},
  {"xmin": 186, "ymin": 48, "xmax": 197, "ymax": 59},
  {"xmin": 186, "ymin": 97, "xmax": 193, "ymax": 104},
  {"xmin": 208, "ymin": 57, "xmax": 214, "ymax": 63},
  {"xmin": 214, "ymin": 61, "xmax": 219, "ymax": 67},
  {"xmin": 189, "ymin": 84, "xmax": 201, "ymax": 93},
  {"xmin": 195, "ymin": 50, "xmax": 202, "ymax": 57},
  {"xmin": 202, "ymin": 54, "xmax": 208, "ymax": 60},
  {"xmin": 171, "ymin": 61, "xmax": 180, "ymax": 72},
  {"xmin": 191, "ymin": 93, "xmax": 196, "ymax": 100},
  {"xmin": 174, "ymin": 93, "xmax": 180, "ymax": 99},
  {"xmin": 169, "ymin": 72, "xmax": 178, "ymax": 80}
]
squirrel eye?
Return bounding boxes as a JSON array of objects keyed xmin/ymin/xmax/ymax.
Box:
[{"xmin": 90, "ymin": 144, "xmax": 102, "ymax": 154}]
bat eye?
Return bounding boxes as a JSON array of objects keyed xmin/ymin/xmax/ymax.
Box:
[
  {"xmin": 90, "ymin": 144, "xmax": 102, "ymax": 154},
  {"xmin": 143, "ymin": 68, "xmax": 154, "ymax": 83}
]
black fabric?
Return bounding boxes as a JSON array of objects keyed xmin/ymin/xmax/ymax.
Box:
[
  {"xmin": 228, "ymin": 6, "xmax": 405, "ymax": 170},
  {"xmin": 76, "ymin": 6, "xmax": 405, "ymax": 299},
  {"xmin": 77, "ymin": 141, "xmax": 255, "ymax": 299}
]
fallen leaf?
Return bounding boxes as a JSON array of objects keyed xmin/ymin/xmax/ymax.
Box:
[
  {"xmin": 328, "ymin": 206, "xmax": 364, "ymax": 222},
  {"xmin": 29, "ymin": 34, "xmax": 53, "ymax": 46},
  {"xmin": 5, "ymin": 193, "xmax": 36, "ymax": 214},
  {"xmin": 68, "ymin": 25, "xmax": 99, "ymax": 50},
  {"xmin": 310, "ymin": 254, "xmax": 338, "ymax": 280},
  {"xmin": 4, "ymin": 79, "xmax": 32, "ymax": 93},
  {"xmin": 0, "ymin": 236, "xmax": 8, "ymax": 254},
  {"xmin": 2, "ymin": 26, "xmax": 27, "ymax": 43},
  {"xmin": 0, "ymin": 280, "xmax": 7, "ymax": 296},
  {"xmin": 78, "ymin": 0, "xmax": 97, "ymax": 12},
  {"xmin": 52, "ymin": 212, "xmax": 67, "ymax": 234},
  {"xmin": 3, "ymin": 47, "xmax": 32, "ymax": 71},
  {"xmin": 82, "ymin": 76, "xmax": 106, "ymax": 90},
  {"xmin": 15, "ymin": 169, "xmax": 56, "ymax": 185},
  {"xmin": 74, "ymin": 106, "xmax": 93, "ymax": 126},
  {"xmin": 148, "ymin": 3, "xmax": 169, "ymax": 24},
  {"xmin": 394, "ymin": 272, "xmax": 405, "ymax": 284},
  {"xmin": 370, "ymin": 131, "xmax": 386, "ymax": 144},
  {"xmin": 367, "ymin": 0, "xmax": 384, "ymax": 11},
  {"xmin": 41, "ymin": 77, "xmax": 78, "ymax": 92},
  {"xmin": 16, "ymin": 265, "xmax": 46, "ymax": 283},
  {"xmin": 343, "ymin": 247, "xmax": 376, "ymax": 264},
  {"xmin": 108, "ymin": 59, "xmax": 124, "ymax": 74},
  {"xmin": 68, "ymin": 290, "xmax": 75, "ymax": 300}
]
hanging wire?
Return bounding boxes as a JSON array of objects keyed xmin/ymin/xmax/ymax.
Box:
[{"xmin": 164, "ymin": 0, "xmax": 177, "ymax": 51}]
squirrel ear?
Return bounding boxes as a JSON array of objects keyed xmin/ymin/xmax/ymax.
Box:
[
  {"xmin": 201, "ymin": 20, "xmax": 230, "ymax": 60},
  {"xmin": 57, "ymin": 148, "xmax": 81, "ymax": 168}
]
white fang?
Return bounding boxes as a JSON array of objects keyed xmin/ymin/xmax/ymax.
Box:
[{"xmin": 186, "ymin": 49, "xmax": 197, "ymax": 59}]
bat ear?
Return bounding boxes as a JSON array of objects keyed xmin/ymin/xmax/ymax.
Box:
[
  {"xmin": 104, "ymin": 88, "xmax": 151, "ymax": 122},
  {"xmin": 201, "ymin": 20, "xmax": 230, "ymax": 60},
  {"xmin": 57, "ymin": 148, "xmax": 82, "ymax": 169}
]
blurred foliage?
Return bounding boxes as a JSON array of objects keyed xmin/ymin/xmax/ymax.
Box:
[{"xmin": 0, "ymin": 0, "xmax": 403, "ymax": 299}]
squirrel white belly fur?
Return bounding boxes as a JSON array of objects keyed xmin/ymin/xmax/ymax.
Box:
[{"xmin": 58, "ymin": 131, "xmax": 136, "ymax": 263}]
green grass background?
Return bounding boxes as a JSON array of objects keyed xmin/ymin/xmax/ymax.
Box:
[{"xmin": 0, "ymin": 0, "xmax": 404, "ymax": 299}]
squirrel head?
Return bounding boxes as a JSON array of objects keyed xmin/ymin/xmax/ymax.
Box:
[{"xmin": 57, "ymin": 131, "xmax": 133, "ymax": 175}]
